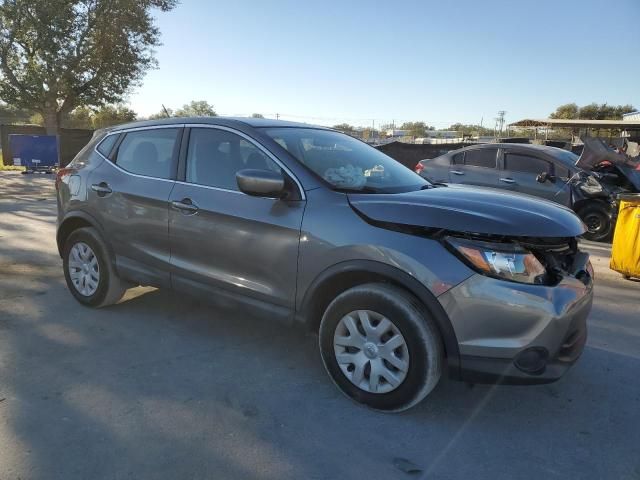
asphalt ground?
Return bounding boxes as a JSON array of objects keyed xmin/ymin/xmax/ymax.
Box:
[{"xmin": 1, "ymin": 171, "xmax": 639, "ymax": 480}]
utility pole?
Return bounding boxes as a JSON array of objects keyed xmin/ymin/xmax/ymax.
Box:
[
  {"xmin": 495, "ymin": 110, "xmax": 506, "ymax": 138},
  {"xmin": 276, "ymin": 113, "xmax": 280, "ymax": 120}
]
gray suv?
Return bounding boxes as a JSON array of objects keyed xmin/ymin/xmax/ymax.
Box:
[{"xmin": 56, "ymin": 117, "xmax": 593, "ymax": 412}]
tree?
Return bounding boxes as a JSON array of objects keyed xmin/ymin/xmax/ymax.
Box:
[
  {"xmin": 550, "ymin": 103, "xmax": 579, "ymax": 119},
  {"xmin": 449, "ymin": 123, "xmax": 494, "ymax": 137},
  {"xmin": 91, "ymin": 104, "xmax": 136, "ymax": 128},
  {"xmin": 0, "ymin": 0, "xmax": 177, "ymax": 134},
  {"xmin": 550, "ymin": 102, "xmax": 635, "ymax": 120},
  {"xmin": 251, "ymin": 113, "xmax": 264, "ymax": 118},
  {"xmin": 0, "ymin": 101, "xmax": 31, "ymax": 123},
  {"xmin": 174, "ymin": 100, "xmax": 216, "ymax": 117},
  {"xmin": 400, "ymin": 121, "xmax": 430, "ymax": 138},
  {"xmin": 332, "ymin": 123, "xmax": 355, "ymax": 134}
]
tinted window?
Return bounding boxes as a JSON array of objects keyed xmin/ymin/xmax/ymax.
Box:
[
  {"xmin": 97, "ymin": 134, "xmax": 118, "ymax": 157},
  {"xmin": 452, "ymin": 152, "xmax": 464, "ymax": 165},
  {"xmin": 504, "ymin": 153, "xmax": 551, "ymax": 174},
  {"xmin": 186, "ymin": 128, "xmax": 280, "ymax": 190},
  {"xmin": 115, "ymin": 129, "xmax": 179, "ymax": 179},
  {"xmin": 264, "ymin": 128, "xmax": 429, "ymax": 193},
  {"xmin": 465, "ymin": 149, "xmax": 496, "ymax": 168}
]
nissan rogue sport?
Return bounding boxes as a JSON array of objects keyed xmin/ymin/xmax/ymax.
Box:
[{"xmin": 56, "ymin": 117, "xmax": 593, "ymax": 412}]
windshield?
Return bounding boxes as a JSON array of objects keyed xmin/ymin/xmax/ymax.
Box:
[{"xmin": 263, "ymin": 128, "xmax": 430, "ymax": 193}]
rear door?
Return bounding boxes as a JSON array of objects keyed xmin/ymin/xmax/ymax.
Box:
[
  {"xmin": 501, "ymin": 150, "xmax": 567, "ymax": 203},
  {"xmin": 453, "ymin": 147, "xmax": 500, "ymax": 188},
  {"xmin": 88, "ymin": 126, "xmax": 182, "ymax": 287},
  {"xmin": 168, "ymin": 126, "xmax": 305, "ymax": 311}
]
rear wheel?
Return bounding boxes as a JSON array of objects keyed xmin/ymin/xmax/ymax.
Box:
[
  {"xmin": 63, "ymin": 227, "xmax": 127, "ymax": 307},
  {"xmin": 319, "ymin": 283, "xmax": 443, "ymax": 412},
  {"xmin": 577, "ymin": 203, "xmax": 612, "ymax": 242}
]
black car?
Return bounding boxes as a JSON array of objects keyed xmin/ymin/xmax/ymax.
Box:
[{"xmin": 416, "ymin": 143, "xmax": 620, "ymax": 241}]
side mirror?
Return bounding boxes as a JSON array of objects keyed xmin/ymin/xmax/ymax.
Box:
[
  {"xmin": 236, "ymin": 169, "xmax": 286, "ymax": 198},
  {"xmin": 536, "ymin": 172, "xmax": 549, "ymax": 183}
]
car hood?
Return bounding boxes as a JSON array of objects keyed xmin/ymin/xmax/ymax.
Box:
[{"xmin": 348, "ymin": 185, "xmax": 586, "ymax": 237}]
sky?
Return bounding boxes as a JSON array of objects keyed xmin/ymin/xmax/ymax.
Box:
[{"xmin": 127, "ymin": 0, "xmax": 640, "ymax": 129}]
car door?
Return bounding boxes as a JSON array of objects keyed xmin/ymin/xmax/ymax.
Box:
[
  {"xmin": 168, "ymin": 126, "xmax": 305, "ymax": 312},
  {"xmin": 452, "ymin": 147, "xmax": 500, "ymax": 188},
  {"xmin": 88, "ymin": 126, "xmax": 182, "ymax": 288},
  {"xmin": 501, "ymin": 150, "xmax": 567, "ymax": 203}
]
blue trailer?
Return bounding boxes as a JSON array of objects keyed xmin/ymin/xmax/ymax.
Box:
[{"xmin": 8, "ymin": 134, "xmax": 59, "ymax": 173}]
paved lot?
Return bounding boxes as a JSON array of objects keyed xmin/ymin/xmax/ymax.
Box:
[{"xmin": 1, "ymin": 171, "xmax": 639, "ymax": 480}]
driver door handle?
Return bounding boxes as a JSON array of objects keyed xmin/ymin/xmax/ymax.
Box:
[
  {"xmin": 171, "ymin": 198, "xmax": 199, "ymax": 214},
  {"xmin": 499, "ymin": 177, "xmax": 515, "ymax": 184},
  {"xmin": 450, "ymin": 170, "xmax": 464, "ymax": 175}
]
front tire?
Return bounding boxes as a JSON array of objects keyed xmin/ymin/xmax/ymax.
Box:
[
  {"xmin": 577, "ymin": 203, "xmax": 613, "ymax": 242},
  {"xmin": 319, "ymin": 283, "xmax": 443, "ymax": 412},
  {"xmin": 63, "ymin": 227, "xmax": 127, "ymax": 307}
]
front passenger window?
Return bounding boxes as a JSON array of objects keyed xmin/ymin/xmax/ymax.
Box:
[{"xmin": 186, "ymin": 128, "xmax": 280, "ymax": 191}]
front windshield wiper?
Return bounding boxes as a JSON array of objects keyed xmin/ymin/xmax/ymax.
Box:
[{"xmin": 334, "ymin": 186, "xmax": 381, "ymax": 194}]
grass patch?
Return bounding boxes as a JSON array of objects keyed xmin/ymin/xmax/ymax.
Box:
[{"xmin": 0, "ymin": 164, "xmax": 26, "ymax": 171}]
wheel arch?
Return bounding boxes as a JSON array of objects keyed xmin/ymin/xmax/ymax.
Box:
[
  {"xmin": 57, "ymin": 211, "xmax": 110, "ymax": 259},
  {"xmin": 298, "ymin": 260, "xmax": 461, "ymax": 377}
]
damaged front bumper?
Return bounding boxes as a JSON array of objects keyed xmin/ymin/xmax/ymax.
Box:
[{"xmin": 438, "ymin": 253, "xmax": 593, "ymax": 384}]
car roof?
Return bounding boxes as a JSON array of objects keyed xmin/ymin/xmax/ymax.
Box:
[
  {"xmin": 104, "ymin": 116, "xmax": 330, "ymax": 132},
  {"xmin": 457, "ymin": 142, "xmax": 572, "ymax": 157}
]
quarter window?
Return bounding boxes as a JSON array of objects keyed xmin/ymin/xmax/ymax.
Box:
[
  {"xmin": 114, "ymin": 128, "xmax": 180, "ymax": 179},
  {"xmin": 504, "ymin": 153, "xmax": 551, "ymax": 174},
  {"xmin": 186, "ymin": 128, "xmax": 280, "ymax": 190},
  {"xmin": 97, "ymin": 134, "xmax": 118, "ymax": 158},
  {"xmin": 464, "ymin": 149, "xmax": 497, "ymax": 168},
  {"xmin": 452, "ymin": 152, "xmax": 464, "ymax": 165}
]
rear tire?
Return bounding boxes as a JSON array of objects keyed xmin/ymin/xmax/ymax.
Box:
[
  {"xmin": 577, "ymin": 203, "xmax": 612, "ymax": 242},
  {"xmin": 63, "ymin": 227, "xmax": 127, "ymax": 307},
  {"xmin": 319, "ymin": 283, "xmax": 443, "ymax": 412}
]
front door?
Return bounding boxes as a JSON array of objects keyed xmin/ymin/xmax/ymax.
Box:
[
  {"xmin": 168, "ymin": 126, "xmax": 305, "ymax": 311},
  {"xmin": 88, "ymin": 127, "xmax": 182, "ymax": 287},
  {"xmin": 501, "ymin": 151, "xmax": 568, "ymax": 203}
]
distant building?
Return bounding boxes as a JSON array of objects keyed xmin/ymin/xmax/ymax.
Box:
[
  {"xmin": 385, "ymin": 129, "xmax": 410, "ymax": 137},
  {"xmin": 623, "ymin": 111, "xmax": 640, "ymax": 121}
]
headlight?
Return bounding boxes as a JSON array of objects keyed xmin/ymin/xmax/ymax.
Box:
[
  {"xmin": 578, "ymin": 175, "xmax": 603, "ymax": 195},
  {"xmin": 446, "ymin": 237, "xmax": 547, "ymax": 284}
]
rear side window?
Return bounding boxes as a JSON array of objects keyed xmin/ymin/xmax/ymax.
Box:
[
  {"xmin": 504, "ymin": 153, "xmax": 551, "ymax": 174},
  {"xmin": 465, "ymin": 149, "xmax": 497, "ymax": 168},
  {"xmin": 452, "ymin": 152, "xmax": 464, "ymax": 165},
  {"xmin": 114, "ymin": 128, "xmax": 180, "ymax": 179},
  {"xmin": 97, "ymin": 134, "xmax": 118, "ymax": 157}
]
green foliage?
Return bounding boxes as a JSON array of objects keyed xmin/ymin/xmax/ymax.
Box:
[
  {"xmin": 550, "ymin": 102, "xmax": 635, "ymax": 120},
  {"xmin": 332, "ymin": 123, "xmax": 355, "ymax": 134},
  {"xmin": 449, "ymin": 123, "xmax": 494, "ymax": 137},
  {"xmin": 0, "ymin": 0, "xmax": 177, "ymax": 133},
  {"xmin": 399, "ymin": 121, "xmax": 430, "ymax": 138},
  {"xmin": 0, "ymin": 102, "xmax": 32, "ymax": 123},
  {"xmin": 62, "ymin": 104, "xmax": 136, "ymax": 129},
  {"xmin": 251, "ymin": 113, "xmax": 264, "ymax": 118},
  {"xmin": 174, "ymin": 100, "xmax": 216, "ymax": 117}
]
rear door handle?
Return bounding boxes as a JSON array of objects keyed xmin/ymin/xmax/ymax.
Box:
[
  {"xmin": 91, "ymin": 182, "xmax": 112, "ymax": 196},
  {"xmin": 450, "ymin": 170, "xmax": 464, "ymax": 175},
  {"xmin": 171, "ymin": 199, "xmax": 199, "ymax": 214},
  {"xmin": 499, "ymin": 177, "xmax": 516, "ymax": 184}
]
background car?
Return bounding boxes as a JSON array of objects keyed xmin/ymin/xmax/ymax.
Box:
[{"xmin": 415, "ymin": 143, "xmax": 617, "ymax": 241}]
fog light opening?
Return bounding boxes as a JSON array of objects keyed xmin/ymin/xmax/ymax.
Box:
[{"xmin": 514, "ymin": 347, "xmax": 549, "ymax": 375}]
